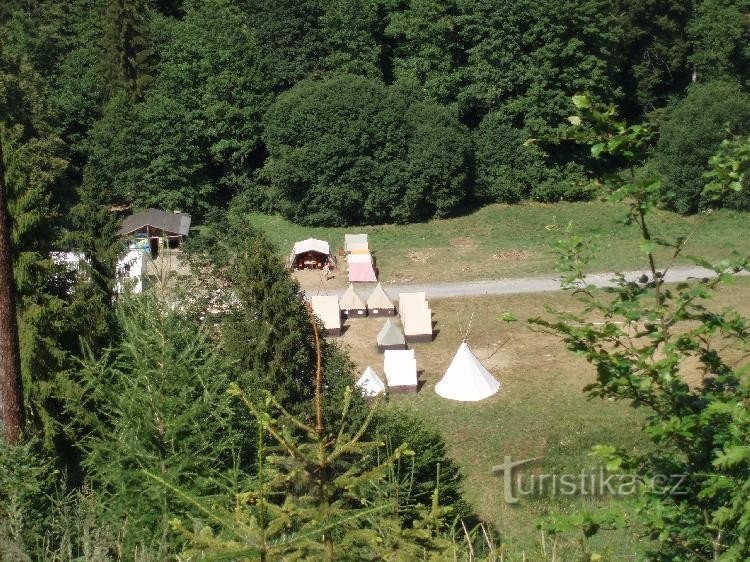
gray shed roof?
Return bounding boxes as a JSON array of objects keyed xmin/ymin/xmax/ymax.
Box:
[
  {"xmin": 119, "ymin": 209, "xmax": 191, "ymax": 237},
  {"xmin": 377, "ymin": 319, "xmax": 406, "ymax": 347}
]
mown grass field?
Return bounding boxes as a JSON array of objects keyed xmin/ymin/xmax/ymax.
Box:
[
  {"xmin": 249, "ymin": 201, "xmax": 749, "ymax": 285},
  {"xmin": 336, "ymin": 278, "xmax": 750, "ymax": 559},
  {"xmin": 252, "ymin": 199, "xmax": 749, "ymax": 557}
]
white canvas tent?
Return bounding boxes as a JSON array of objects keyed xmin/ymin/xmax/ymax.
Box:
[
  {"xmin": 403, "ymin": 306, "xmax": 433, "ymax": 342},
  {"xmin": 356, "ymin": 366, "xmax": 385, "ymax": 397},
  {"xmin": 383, "ymin": 349, "xmax": 417, "ymax": 392},
  {"xmin": 435, "ymin": 342, "xmax": 501, "ymax": 402},
  {"xmin": 367, "ymin": 283, "xmax": 395, "ymax": 316},
  {"xmin": 340, "ymin": 284, "xmax": 367, "ymax": 317},
  {"xmin": 310, "ymin": 295, "xmax": 342, "ymax": 336},
  {"xmin": 399, "ymin": 292, "xmax": 432, "ymax": 343}
]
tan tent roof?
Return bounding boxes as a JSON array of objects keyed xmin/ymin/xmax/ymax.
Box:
[
  {"xmin": 398, "ymin": 292, "xmax": 426, "ymax": 321},
  {"xmin": 367, "ymin": 283, "xmax": 395, "ymax": 310},
  {"xmin": 383, "ymin": 349, "xmax": 417, "ymax": 388},
  {"xmin": 348, "ymin": 243, "xmax": 370, "ymax": 253},
  {"xmin": 402, "ymin": 303, "xmax": 432, "ymax": 337},
  {"xmin": 347, "ymin": 252, "xmax": 373, "ymax": 264},
  {"xmin": 310, "ymin": 295, "xmax": 341, "ymax": 332},
  {"xmin": 345, "ymin": 234, "xmax": 368, "ymax": 252},
  {"xmin": 340, "ymin": 284, "xmax": 366, "ymax": 310}
]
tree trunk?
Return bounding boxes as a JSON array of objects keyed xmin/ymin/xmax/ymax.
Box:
[{"xmin": 0, "ymin": 136, "xmax": 23, "ymax": 445}]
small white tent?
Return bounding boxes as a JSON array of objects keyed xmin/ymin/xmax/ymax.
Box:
[
  {"xmin": 383, "ymin": 349, "xmax": 417, "ymax": 392},
  {"xmin": 435, "ymin": 342, "xmax": 501, "ymax": 402},
  {"xmin": 356, "ymin": 366, "xmax": 385, "ymax": 397}
]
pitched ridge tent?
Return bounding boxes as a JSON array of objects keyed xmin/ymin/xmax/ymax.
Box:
[
  {"xmin": 356, "ymin": 366, "xmax": 385, "ymax": 398},
  {"xmin": 435, "ymin": 341, "xmax": 501, "ymax": 401},
  {"xmin": 310, "ymin": 295, "xmax": 342, "ymax": 336},
  {"xmin": 344, "ymin": 233, "xmax": 368, "ymax": 253},
  {"xmin": 289, "ymin": 238, "xmax": 334, "ymax": 270},
  {"xmin": 376, "ymin": 319, "xmax": 407, "ymax": 352},
  {"xmin": 399, "ymin": 292, "xmax": 433, "ymax": 343},
  {"xmin": 383, "ymin": 349, "xmax": 417, "ymax": 392},
  {"xmin": 340, "ymin": 284, "xmax": 367, "ymax": 317},
  {"xmin": 367, "ymin": 283, "xmax": 396, "ymax": 316}
]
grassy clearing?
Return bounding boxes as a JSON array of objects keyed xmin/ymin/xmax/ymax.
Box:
[
  {"xmin": 249, "ymin": 201, "xmax": 749, "ymax": 284},
  {"xmin": 335, "ymin": 278, "xmax": 750, "ymax": 558}
]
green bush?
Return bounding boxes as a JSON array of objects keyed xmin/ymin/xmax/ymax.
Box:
[
  {"xmin": 655, "ymin": 80, "xmax": 750, "ymax": 213},
  {"xmin": 260, "ymin": 74, "xmax": 471, "ymax": 226},
  {"xmin": 76, "ymin": 296, "xmax": 256, "ymax": 555},
  {"xmin": 373, "ymin": 407, "xmax": 473, "ymax": 524},
  {"xmin": 474, "ymin": 112, "xmax": 549, "ymax": 203}
]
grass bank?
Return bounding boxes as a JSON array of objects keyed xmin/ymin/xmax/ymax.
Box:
[{"xmin": 249, "ymin": 201, "xmax": 749, "ymax": 284}]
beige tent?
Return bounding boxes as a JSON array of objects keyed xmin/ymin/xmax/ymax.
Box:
[
  {"xmin": 346, "ymin": 252, "xmax": 373, "ymax": 264},
  {"xmin": 345, "ymin": 233, "xmax": 368, "ymax": 253},
  {"xmin": 340, "ymin": 284, "xmax": 367, "ymax": 317},
  {"xmin": 348, "ymin": 243, "xmax": 370, "ymax": 253},
  {"xmin": 403, "ymin": 306, "xmax": 433, "ymax": 343},
  {"xmin": 310, "ymin": 295, "xmax": 342, "ymax": 336},
  {"xmin": 356, "ymin": 366, "xmax": 385, "ymax": 398},
  {"xmin": 383, "ymin": 349, "xmax": 417, "ymax": 392},
  {"xmin": 399, "ymin": 292, "xmax": 432, "ymax": 343},
  {"xmin": 435, "ymin": 342, "xmax": 501, "ymax": 401},
  {"xmin": 367, "ymin": 283, "xmax": 396, "ymax": 316},
  {"xmin": 398, "ymin": 292, "xmax": 426, "ymax": 320}
]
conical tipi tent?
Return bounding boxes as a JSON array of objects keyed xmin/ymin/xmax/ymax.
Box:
[
  {"xmin": 356, "ymin": 366, "xmax": 385, "ymax": 397},
  {"xmin": 435, "ymin": 342, "xmax": 501, "ymax": 401}
]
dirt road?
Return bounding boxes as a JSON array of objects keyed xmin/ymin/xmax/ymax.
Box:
[{"xmin": 304, "ymin": 266, "xmax": 747, "ymax": 300}]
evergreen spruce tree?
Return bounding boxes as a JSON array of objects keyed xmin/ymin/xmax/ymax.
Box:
[
  {"xmin": 102, "ymin": 0, "xmax": 152, "ymax": 100},
  {"xmin": 154, "ymin": 318, "xmax": 461, "ymax": 561},
  {"xmin": 76, "ymin": 295, "xmax": 256, "ymax": 555},
  {"xmin": 182, "ymin": 210, "xmax": 324, "ymax": 410}
]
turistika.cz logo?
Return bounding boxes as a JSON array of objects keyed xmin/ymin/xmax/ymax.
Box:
[{"xmin": 490, "ymin": 456, "xmax": 688, "ymax": 504}]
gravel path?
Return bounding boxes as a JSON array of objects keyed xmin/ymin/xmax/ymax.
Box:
[{"xmin": 305, "ymin": 266, "xmax": 747, "ymax": 300}]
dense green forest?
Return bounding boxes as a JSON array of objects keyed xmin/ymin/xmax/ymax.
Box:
[
  {"xmin": 1, "ymin": 0, "xmax": 750, "ymax": 559},
  {"xmin": 2, "ymin": 0, "xmax": 750, "ymax": 228}
]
